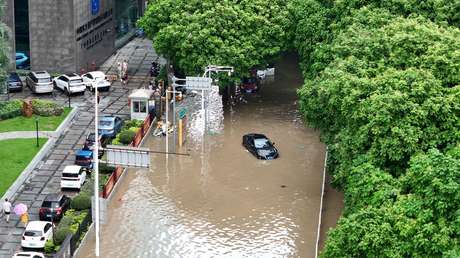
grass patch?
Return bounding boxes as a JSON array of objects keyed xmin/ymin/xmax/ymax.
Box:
[
  {"xmin": 0, "ymin": 138, "xmax": 47, "ymax": 197},
  {"xmin": 0, "ymin": 107, "xmax": 71, "ymax": 133}
]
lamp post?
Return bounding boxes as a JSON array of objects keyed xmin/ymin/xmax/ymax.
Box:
[
  {"xmin": 68, "ymin": 93, "xmax": 71, "ymax": 109},
  {"xmin": 93, "ymin": 84, "xmax": 100, "ymax": 256},
  {"xmin": 35, "ymin": 118, "xmax": 39, "ymax": 147},
  {"xmin": 165, "ymin": 88, "xmax": 182, "ymax": 154}
]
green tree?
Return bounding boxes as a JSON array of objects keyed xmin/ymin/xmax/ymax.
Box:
[
  {"xmin": 0, "ymin": 0, "xmax": 11, "ymax": 94},
  {"xmin": 138, "ymin": 0, "xmax": 291, "ymax": 76}
]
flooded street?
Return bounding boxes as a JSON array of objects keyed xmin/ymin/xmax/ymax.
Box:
[{"xmin": 78, "ymin": 54, "xmax": 339, "ymax": 258}]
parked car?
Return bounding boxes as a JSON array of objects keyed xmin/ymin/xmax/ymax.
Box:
[
  {"xmin": 82, "ymin": 71, "xmax": 111, "ymax": 91},
  {"xmin": 60, "ymin": 165, "xmax": 87, "ymax": 189},
  {"xmin": 15, "ymin": 52, "xmax": 30, "ymax": 69},
  {"xmin": 242, "ymin": 133, "xmax": 279, "ymax": 160},
  {"xmin": 240, "ymin": 77, "xmax": 259, "ymax": 93},
  {"xmin": 98, "ymin": 115, "xmax": 123, "ymax": 138},
  {"xmin": 21, "ymin": 221, "xmax": 53, "ymax": 249},
  {"xmin": 53, "ymin": 73, "xmax": 86, "ymax": 95},
  {"xmin": 75, "ymin": 149, "xmax": 93, "ymax": 168},
  {"xmin": 13, "ymin": 251, "xmax": 45, "ymax": 258},
  {"xmin": 84, "ymin": 132, "xmax": 110, "ymax": 158},
  {"xmin": 39, "ymin": 193, "xmax": 71, "ymax": 221},
  {"xmin": 26, "ymin": 71, "xmax": 53, "ymax": 94},
  {"xmin": 7, "ymin": 72, "xmax": 23, "ymax": 92}
]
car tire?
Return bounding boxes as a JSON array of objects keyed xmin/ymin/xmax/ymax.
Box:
[{"xmin": 53, "ymin": 81, "xmax": 57, "ymax": 89}]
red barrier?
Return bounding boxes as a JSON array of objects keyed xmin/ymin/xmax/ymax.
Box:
[{"xmin": 102, "ymin": 116, "xmax": 153, "ymax": 198}]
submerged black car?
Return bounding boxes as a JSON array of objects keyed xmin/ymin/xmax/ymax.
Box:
[
  {"xmin": 242, "ymin": 133, "xmax": 279, "ymax": 160},
  {"xmin": 39, "ymin": 193, "xmax": 70, "ymax": 221}
]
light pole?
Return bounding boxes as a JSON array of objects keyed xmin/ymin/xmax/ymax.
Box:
[
  {"xmin": 165, "ymin": 88, "xmax": 182, "ymax": 154},
  {"xmin": 35, "ymin": 118, "xmax": 39, "ymax": 147},
  {"xmin": 93, "ymin": 85, "xmax": 100, "ymax": 257}
]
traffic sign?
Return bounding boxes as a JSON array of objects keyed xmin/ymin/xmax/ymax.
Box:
[
  {"xmin": 178, "ymin": 108, "xmax": 187, "ymax": 119},
  {"xmin": 185, "ymin": 77, "xmax": 212, "ymax": 91}
]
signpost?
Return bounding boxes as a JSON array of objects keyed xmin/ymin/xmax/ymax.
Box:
[{"xmin": 105, "ymin": 145, "xmax": 151, "ymax": 168}]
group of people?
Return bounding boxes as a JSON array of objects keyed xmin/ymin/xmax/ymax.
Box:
[
  {"xmin": 117, "ymin": 60, "xmax": 129, "ymax": 86},
  {"xmin": 2, "ymin": 198, "xmax": 29, "ymax": 227}
]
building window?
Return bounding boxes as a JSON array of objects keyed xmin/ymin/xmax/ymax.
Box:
[
  {"xmin": 133, "ymin": 101, "xmax": 146, "ymax": 113},
  {"xmin": 115, "ymin": 0, "xmax": 139, "ymax": 39}
]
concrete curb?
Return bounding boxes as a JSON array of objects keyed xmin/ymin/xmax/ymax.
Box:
[{"xmin": 0, "ymin": 107, "xmax": 79, "ymax": 202}]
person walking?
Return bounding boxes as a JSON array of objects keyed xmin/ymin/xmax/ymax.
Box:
[
  {"xmin": 20, "ymin": 211, "xmax": 29, "ymax": 227},
  {"xmin": 2, "ymin": 198, "xmax": 12, "ymax": 223},
  {"xmin": 117, "ymin": 61, "xmax": 123, "ymax": 83},
  {"xmin": 122, "ymin": 60, "xmax": 128, "ymax": 86}
]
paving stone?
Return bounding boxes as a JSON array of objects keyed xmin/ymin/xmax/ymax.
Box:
[{"xmin": 31, "ymin": 176, "xmax": 50, "ymax": 183}]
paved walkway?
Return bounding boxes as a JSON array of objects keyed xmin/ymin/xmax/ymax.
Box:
[
  {"xmin": 0, "ymin": 38, "xmax": 164, "ymax": 257},
  {"xmin": 0, "ymin": 131, "xmax": 57, "ymax": 140}
]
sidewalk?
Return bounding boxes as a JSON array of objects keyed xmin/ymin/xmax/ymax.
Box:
[
  {"xmin": 0, "ymin": 131, "xmax": 57, "ymax": 140},
  {"xmin": 0, "ymin": 38, "xmax": 163, "ymax": 257}
]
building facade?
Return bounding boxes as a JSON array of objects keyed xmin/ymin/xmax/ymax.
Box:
[{"xmin": 4, "ymin": 0, "xmax": 147, "ymax": 73}]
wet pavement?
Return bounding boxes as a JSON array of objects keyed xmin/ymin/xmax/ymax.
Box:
[{"xmin": 78, "ymin": 54, "xmax": 337, "ymax": 258}]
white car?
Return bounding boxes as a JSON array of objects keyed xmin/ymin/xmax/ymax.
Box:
[
  {"xmin": 12, "ymin": 251, "xmax": 45, "ymax": 258},
  {"xmin": 60, "ymin": 165, "xmax": 86, "ymax": 189},
  {"xmin": 82, "ymin": 71, "xmax": 111, "ymax": 91},
  {"xmin": 53, "ymin": 73, "xmax": 86, "ymax": 95},
  {"xmin": 21, "ymin": 221, "xmax": 53, "ymax": 249}
]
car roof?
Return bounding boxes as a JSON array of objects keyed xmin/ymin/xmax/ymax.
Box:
[
  {"xmin": 32, "ymin": 71, "xmax": 51, "ymax": 78},
  {"xmin": 63, "ymin": 165, "xmax": 82, "ymax": 173},
  {"xmin": 43, "ymin": 193, "xmax": 64, "ymax": 202},
  {"xmin": 13, "ymin": 252, "xmax": 44, "ymax": 258},
  {"xmin": 25, "ymin": 221, "xmax": 50, "ymax": 230},
  {"xmin": 8, "ymin": 73, "xmax": 20, "ymax": 79},
  {"xmin": 62, "ymin": 73, "xmax": 81, "ymax": 79},
  {"xmin": 86, "ymin": 71, "xmax": 106, "ymax": 77},
  {"xmin": 100, "ymin": 115, "xmax": 116, "ymax": 121},
  {"xmin": 76, "ymin": 149, "xmax": 93, "ymax": 156}
]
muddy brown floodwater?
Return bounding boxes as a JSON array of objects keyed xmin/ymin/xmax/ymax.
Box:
[{"xmin": 78, "ymin": 54, "xmax": 343, "ymax": 258}]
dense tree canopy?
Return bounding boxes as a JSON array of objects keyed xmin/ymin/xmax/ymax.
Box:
[
  {"xmin": 138, "ymin": 0, "xmax": 291, "ymax": 76},
  {"xmin": 291, "ymin": 0, "xmax": 460, "ymax": 257},
  {"xmin": 0, "ymin": 0, "xmax": 11, "ymax": 93}
]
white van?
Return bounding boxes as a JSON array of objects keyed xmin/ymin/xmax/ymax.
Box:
[{"xmin": 60, "ymin": 165, "xmax": 86, "ymax": 189}]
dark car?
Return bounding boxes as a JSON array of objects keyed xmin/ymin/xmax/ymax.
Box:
[
  {"xmin": 7, "ymin": 72, "xmax": 23, "ymax": 92},
  {"xmin": 240, "ymin": 77, "xmax": 259, "ymax": 93},
  {"xmin": 39, "ymin": 193, "xmax": 70, "ymax": 221},
  {"xmin": 242, "ymin": 133, "xmax": 279, "ymax": 160},
  {"xmin": 84, "ymin": 132, "xmax": 110, "ymax": 158},
  {"xmin": 75, "ymin": 149, "xmax": 93, "ymax": 168},
  {"xmin": 98, "ymin": 115, "xmax": 123, "ymax": 138}
]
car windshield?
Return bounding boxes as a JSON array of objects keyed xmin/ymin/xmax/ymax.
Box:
[
  {"xmin": 7, "ymin": 75, "xmax": 18, "ymax": 82},
  {"xmin": 62, "ymin": 173, "xmax": 79, "ymax": 177},
  {"xmin": 42, "ymin": 201, "xmax": 59, "ymax": 208},
  {"xmin": 38, "ymin": 78, "xmax": 51, "ymax": 83},
  {"xmin": 254, "ymin": 138, "xmax": 270, "ymax": 148},
  {"xmin": 70, "ymin": 79, "xmax": 83, "ymax": 84},
  {"xmin": 99, "ymin": 121, "xmax": 113, "ymax": 127},
  {"xmin": 24, "ymin": 230, "xmax": 42, "ymax": 237}
]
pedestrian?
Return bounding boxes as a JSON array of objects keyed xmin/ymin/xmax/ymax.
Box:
[
  {"xmin": 20, "ymin": 211, "xmax": 29, "ymax": 227},
  {"xmin": 117, "ymin": 61, "xmax": 123, "ymax": 82},
  {"xmin": 2, "ymin": 198, "xmax": 12, "ymax": 223},
  {"xmin": 122, "ymin": 60, "xmax": 128, "ymax": 86}
]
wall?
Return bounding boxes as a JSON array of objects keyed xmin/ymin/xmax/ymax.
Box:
[
  {"xmin": 28, "ymin": 0, "xmax": 76, "ymax": 72},
  {"xmin": 74, "ymin": 0, "xmax": 115, "ymax": 73}
]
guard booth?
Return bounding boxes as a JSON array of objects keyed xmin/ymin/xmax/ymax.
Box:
[{"xmin": 129, "ymin": 89, "xmax": 155, "ymax": 121}]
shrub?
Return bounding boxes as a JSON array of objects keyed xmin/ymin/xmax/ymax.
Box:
[
  {"xmin": 71, "ymin": 193, "xmax": 91, "ymax": 211},
  {"xmin": 123, "ymin": 119, "xmax": 143, "ymax": 129},
  {"xmin": 54, "ymin": 227, "xmax": 73, "ymax": 245},
  {"xmin": 0, "ymin": 100, "xmax": 22, "ymax": 120},
  {"xmin": 44, "ymin": 239, "xmax": 55, "ymax": 253},
  {"xmin": 99, "ymin": 162, "xmax": 115, "ymax": 174},
  {"xmin": 119, "ymin": 130, "xmax": 136, "ymax": 145},
  {"xmin": 31, "ymin": 99, "xmax": 64, "ymax": 116}
]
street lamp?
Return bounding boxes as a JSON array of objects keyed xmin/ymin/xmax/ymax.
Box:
[
  {"xmin": 68, "ymin": 93, "xmax": 71, "ymax": 109},
  {"xmin": 93, "ymin": 84, "xmax": 100, "ymax": 256},
  {"xmin": 35, "ymin": 118, "xmax": 39, "ymax": 147},
  {"xmin": 165, "ymin": 88, "xmax": 182, "ymax": 154}
]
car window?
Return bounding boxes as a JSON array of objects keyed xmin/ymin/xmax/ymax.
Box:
[
  {"xmin": 44, "ymin": 224, "xmax": 51, "ymax": 232},
  {"xmin": 24, "ymin": 230, "xmax": 42, "ymax": 237},
  {"xmin": 254, "ymin": 138, "xmax": 269, "ymax": 148},
  {"xmin": 38, "ymin": 77, "xmax": 51, "ymax": 83},
  {"xmin": 100, "ymin": 120, "xmax": 113, "ymax": 126},
  {"xmin": 42, "ymin": 201, "xmax": 59, "ymax": 208},
  {"xmin": 70, "ymin": 79, "xmax": 83, "ymax": 83},
  {"xmin": 85, "ymin": 74, "xmax": 93, "ymax": 79},
  {"xmin": 62, "ymin": 172, "xmax": 79, "ymax": 177}
]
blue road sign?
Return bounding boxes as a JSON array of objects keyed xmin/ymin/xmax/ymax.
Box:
[{"xmin": 91, "ymin": 0, "xmax": 100, "ymax": 15}]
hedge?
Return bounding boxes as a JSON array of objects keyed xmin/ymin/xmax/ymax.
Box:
[
  {"xmin": 32, "ymin": 99, "xmax": 64, "ymax": 116},
  {"xmin": 0, "ymin": 100, "xmax": 22, "ymax": 120}
]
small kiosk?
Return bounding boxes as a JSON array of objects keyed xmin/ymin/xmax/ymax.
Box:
[{"xmin": 129, "ymin": 89, "xmax": 155, "ymax": 121}]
